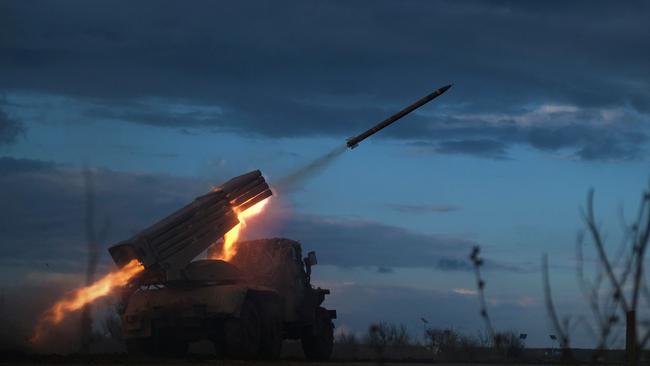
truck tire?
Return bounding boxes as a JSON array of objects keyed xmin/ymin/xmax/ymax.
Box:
[
  {"xmin": 126, "ymin": 336, "xmax": 188, "ymax": 358},
  {"xmin": 222, "ymin": 300, "xmax": 261, "ymax": 359},
  {"xmin": 258, "ymin": 310, "xmax": 283, "ymax": 359},
  {"xmin": 157, "ymin": 337, "xmax": 189, "ymax": 358},
  {"xmin": 301, "ymin": 308, "xmax": 334, "ymax": 360},
  {"xmin": 126, "ymin": 338, "xmax": 156, "ymax": 357}
]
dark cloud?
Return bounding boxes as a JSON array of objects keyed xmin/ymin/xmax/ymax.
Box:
[
  {"xmin": 376, "ymin": 266, "xmax": 393, "ymax": 274},
  {"xmin": 81, "ymin": 103, "xmax": 224, "ymax": 129},
  {"xmin": 434, "ymin": 139, "xmax": 509, "ymax": 160},
  {"xmin": 269, "ymin": 214, "xmax": 473, "ymax": 270},
  {"xmin": 0, "ymin": 107, "xmax": 24, "ymax": 145},
  {"xmin": 1, "ymin": 1, "xmax": 649, "ymax": 160},
  {"xmin": 0, "ymin": 156, "xmax": 56, "ymax": 174},
  {"xmin": 528, "ymin": 124, "xmax": 647, "ymax": 161},
  {"xmin": 253, "ymin": 211, "xmax": 521, "ymax": 272},
  {"xmin": 409, "ymin": 107, "xmax": 648, "ymax": 160},
  {"xmin": 436, "ymin": 258, "xmax": 473, "ymax": 271},
  {"xmin": 386, "ymin": 203, "xmax": 460, "ymax": 214},
  {"xmin": 0, "ymin": 157, "xmax": 520, "ymax": 273},
  {"xmin": 0, "ymin": 157, "xmax": 210, "ymax": 272}
]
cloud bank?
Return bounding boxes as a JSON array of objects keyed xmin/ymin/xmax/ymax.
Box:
[{"xmin": 2, "ymin": 1, "xmax": 649, "ymax": 160}]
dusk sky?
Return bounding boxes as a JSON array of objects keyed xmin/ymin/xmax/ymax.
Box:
[{"xmin": 1, "ymin": 0, "xmax": 650, "ymax": 350}]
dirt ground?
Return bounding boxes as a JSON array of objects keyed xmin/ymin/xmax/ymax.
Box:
[
  {"xmin": 0, "ymin": 340, "xmax": 611, "ymax": 365},
  {"xmin": 0, "ymin": 359, "xmax": 560, "ymax": 366}
]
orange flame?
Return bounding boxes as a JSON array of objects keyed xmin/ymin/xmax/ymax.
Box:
[
  {"xmin": 214, "ymin": 198, "xmax": 270, "ymax": 261},
  {"xmin": 31, "ymin": 259, "xmax": 144, "ymax": 343}
]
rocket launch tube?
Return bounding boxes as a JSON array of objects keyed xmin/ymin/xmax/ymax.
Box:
[
  {"xmin": 108, "ymin": 170, "xmax": 272, "ymax": 280},
  {"xmin": 346, "ymin": 84, "xmax": 452, "ymax": 149}
]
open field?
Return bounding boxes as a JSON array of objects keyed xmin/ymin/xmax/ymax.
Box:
[
  {"xmin": 0, "ymin": 361, "xmax": 612, "ymax": 366},
  {"xmin": 0, "ymin": 353, "xmax": 631, "ymax": 366},
  {"xmin": 0, "ymin": 360, "xmax": 569, "ymax": 366},
  {"xmin": 0, "ymin": 345, "xmax": 631, "ymax": 366}
]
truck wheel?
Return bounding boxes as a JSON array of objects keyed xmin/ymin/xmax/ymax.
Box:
[
  {"xmin": 301, "ymin": 308, "xmax": 334, "ymax": 360},
  {"xmin": 158, "ymin": 337, "xmax": 189, "ymax": 358},
  {"xmin": 223, "ymin": 300, "xmax": 261, "ymax": 359},
  {"xmin": 258, "ymin": 310, "xmax": 283, "ymax": 359},
  {"xmin": 126, "ymin": 336, "xmax": 188, "ymax": 358},
  {"xmin": 125, "ymin": 338, "xmax": 156, "ymax": 357}
]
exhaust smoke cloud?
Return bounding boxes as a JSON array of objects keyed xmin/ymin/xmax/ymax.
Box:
[{"xmin": 274, "ymin": 144, "xmax": 347, "ymax": 193}]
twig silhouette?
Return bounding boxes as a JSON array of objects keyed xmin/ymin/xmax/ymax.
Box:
[
  {"xmin": 542, "ymin": 254, "xmax": 572, "ymax": 360},
  {"xmin": 545, "ymin": 187, "xmax": 650, "ymax": 365},
  {"xmin": 469, "ymin": 246, "xmax": 494, "ymax": 339}
]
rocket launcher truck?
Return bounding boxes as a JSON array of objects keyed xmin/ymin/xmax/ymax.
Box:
[{"xmin": 108, "ymin": 170, "xmax": 336, "ymax": 359}]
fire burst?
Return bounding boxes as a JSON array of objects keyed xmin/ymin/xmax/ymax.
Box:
[
  {"xmin": 215, "ymin": 198, "xmax": 270, "ymax": 261},
  {"xmin": 31, "ymin": 193, "xmax": 269, "ymax": 341},
  {"xmin": 31, "ymin": 259, "xmax": 144, "ymax": 343}
]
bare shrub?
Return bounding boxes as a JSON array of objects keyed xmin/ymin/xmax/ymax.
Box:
[
  {"xmin": 544, "ymin": 188, "xmax": 650, "ymax": 365},
  {"xmin": 335, "ymin": 330, "xmax": 359, "ymax": 359},
  {"xmin": 424, "ymin": 328, "xmax": 484, "ymax": 361},
  {"xmin": 493, "ymin": 331, "xmax": 525, "ymax": 358},
  {"xmin": 336, "ymin": 331, "xmax": 358, "ymax": 345},
  {"xmin": 365, "ymin": 322, "xmax": 411, "ymax": 359},
  {"xmin": 468, "ymin": 247, "xmax": 526, "ymax": 361},
  {"xmin": 425, "ymin": 328, "xmax": 460, "ymax": 356},
  {"xmin": 475, "ymin": 330, "xmax": 492, "ymax": 348}
]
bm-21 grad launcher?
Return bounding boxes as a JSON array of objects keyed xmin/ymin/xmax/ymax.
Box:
[
  {"xmin": 111, "ymin": 170, "xmax": 334, "ymax": 360},
  {"xmin": 108, "ymin": 170, "xmax": 272, "ymax": 280}
]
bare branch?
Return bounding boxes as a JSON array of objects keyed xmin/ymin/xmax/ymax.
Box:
[
  {"xmin": 631, "ymin": 192, "xmax": 650, "ymax": 311},
  {"xmin": 576, "ymin": 236, "xmax": 599, "ymax": 314},
  {"xmin": 641, "ymin": 276, "xmax": 650, "ymax": 310},
  {"xmin": 542, "ymin": 254, "xmax": 570, "ymax": 349},
  {"xmin": 639, "ymin": 326, "xmax": 650, "ymax": 350},
  {"xmin": 583, "ymin": 189, "xmax": 629, "ymax": 313},
  {"xmin": 469, "ymin": 246, "xmax": 494, "ymax": 339}
]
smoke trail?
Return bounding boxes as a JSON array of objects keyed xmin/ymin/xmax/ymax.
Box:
[{"xmin": 274, "ymin": 144, "xmax": 347, "ymax": 193}]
